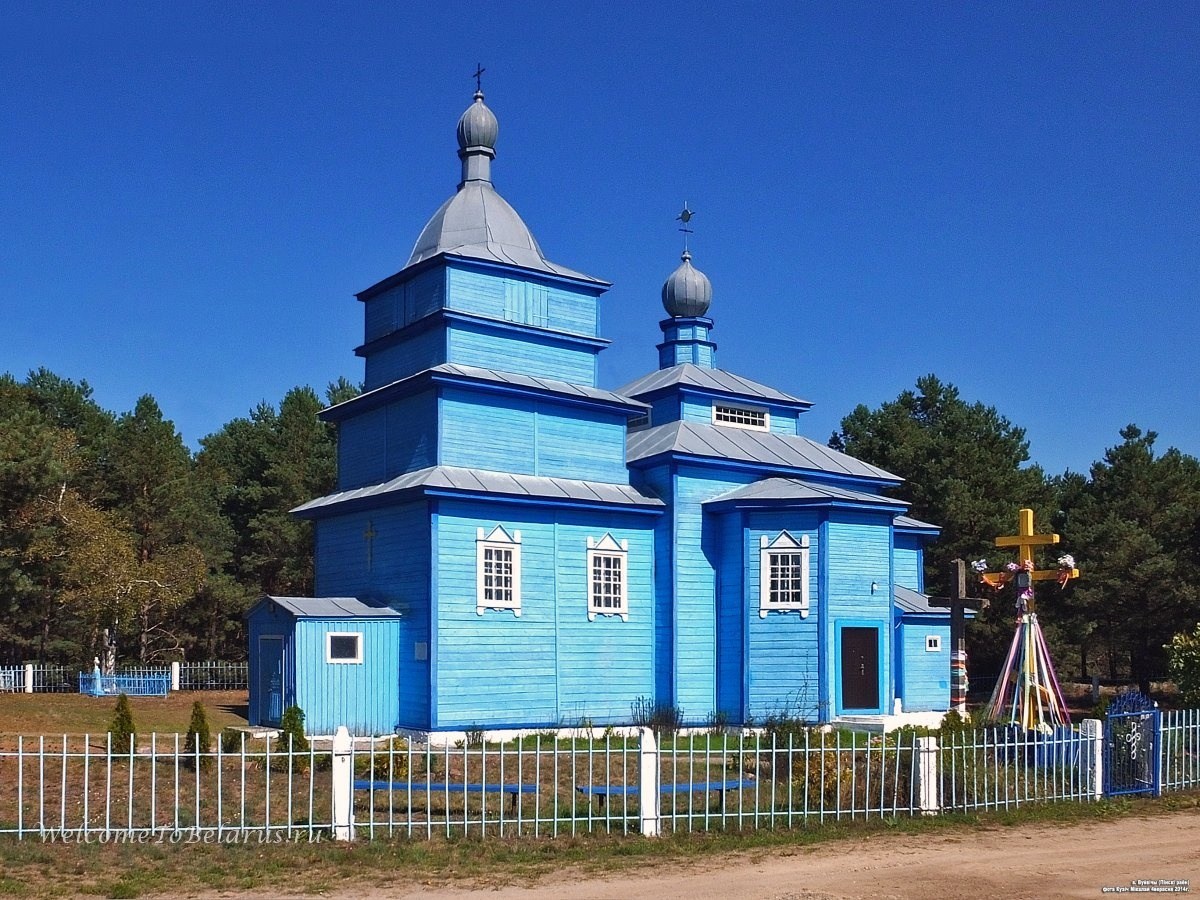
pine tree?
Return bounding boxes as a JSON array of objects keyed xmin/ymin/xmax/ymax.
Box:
[
  {"xmin": 109, "ymin": 693, "xmax": 136, "ymax": 754},
  {"xmin": 185, "ymin": 700, "xmax": 212, "ymax": 766}
]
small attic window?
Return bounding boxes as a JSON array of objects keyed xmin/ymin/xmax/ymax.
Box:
[
  {"xmin": 627, "ymin": 411, "xmax": 651, "ymax": 431},
  {"xmin": 327, "ymin": 632, "xmax": 363, "ymax": 664},
  {"xmin": 714, "ymin": 403, "xmax": 769, "ymax": 431},
  {"xmin": 926, "ymin": 635, "xmax": 942, "ymax": 652}
]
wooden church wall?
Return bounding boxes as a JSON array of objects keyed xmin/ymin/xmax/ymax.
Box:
[
  {"xmin": 633, "ymin": 463, "xmax": 676, "ymax": 707},
  {"xmin": 363, "ymin": 267, "xmax": 445, "ymax": 344},
  {"xmin": 335, "ymin": 391, "xmax": 437, "ymax": 490},
  {"xmin": 895, "ymin": 619, "xmax": 951, "ymax": 712},
  {"xmin": 445, "ymin": 267, "xmax": 600, "ymax": 338},
  {"xmin": 430, "ymin": 499, "xmax": 655, "ymax": 729},
  {"xmin": 314, "ymin": 503, "xmax": 432, "ymax": 728},
  {"xmin": 439, "ymin": 388, "xmax": 628, "ymax": 483},
  {"xmin": 824, "ymin": 509, "xmax": 894, "ymax": 715},
  {"xmin": 742, "ymin": 510, "xmax": 823, "ymax": 722},
  {"xmin": 292, "ymin": 617, "xmax": 402, "ymax": 735},
  {"xmin": 364, "ymin": 326, "xmax": 445, "ymax": 390},
  {"xmin": 670, "ymin": 464, "xmax": 759, "ymax": 722},
  {"xmin": 892, "ymin": 535, "xmax": 923, "ymax": 592},
  {"xmin": 446, "ymin": 320, "xmax": 597, "ymax": 385}
]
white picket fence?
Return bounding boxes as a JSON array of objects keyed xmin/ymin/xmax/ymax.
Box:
[
  {"xmin": 9, "ymin": 717, "xmax": 1188, "ymax": 843},
  {"xmin": 0, "ymin": 662, "xmax": 248, "ymax": 694}
]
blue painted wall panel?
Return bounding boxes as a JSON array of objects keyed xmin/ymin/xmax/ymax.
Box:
[
  {"xmin": 336, "ymin": 391, "xmax": 438, "ymax": 490},
  {"xmin": 447, "ymin": 322, "xmax": 596, "ymax": 385},
  {"xmin": 293, "ymin": 618, "xmax": 401, "ymax": 735},
  {"xmin": 714, "ymin": 511, "xmax": 744, "ymax": 718},
  {"xmin": 431, "ymin": 500, "xmax": 655, "ymax": 728},
  {"xmin": 743, "ymin": 511, "xmax": 823, "ymax": 721},
  {"xmin": 364, "ymin": 268, "xmax": 446, "ymax": 344},
  {"xmin": 315, "ymin": 503, "xmax": 432, "ymax": 729},
  {"xmin": 896, "ymin": 620, "xmax": 950, "ymax": 712},
  {"xmin": 445, "ymin": 267, "xmax": 599, "ymax": 337},
  {"xmin": 535, "ymin": 405, "xmax": 628, "ymax": 483},
  {"xmin": 364, "ymin": 326, "xmax": 445, "ymax": 390},
  {"xmin": 893, "ymin": 545, "xmax": 921, "ymax": 592}
]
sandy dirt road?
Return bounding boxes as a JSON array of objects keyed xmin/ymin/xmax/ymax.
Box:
[{"xmin": 391, "ymin": 811, "xmax": 1199, "ymax": 900}]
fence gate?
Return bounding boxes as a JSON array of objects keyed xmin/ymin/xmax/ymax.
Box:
[{"xmin": 1104, "ymin": 691, "xmax": 1161, "ymax": 797}]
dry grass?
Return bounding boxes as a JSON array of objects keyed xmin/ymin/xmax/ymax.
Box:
[{"xmin": 0, "ymin": 692, "xmax": 248, "ymax": 739}]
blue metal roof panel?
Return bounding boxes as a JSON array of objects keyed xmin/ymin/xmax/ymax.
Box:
[
  {"xmin": 265, "ymin": 596, "xmax": 403, "ymax": 619},
  {"xmin": 894, "ymin": 515, "xmax": 941, "ymax": 531},
  {"xmin": 626, "ymin": 421, "xmax": 900, "ymax": 482},
  {"xmin": 292, "ymin": 466, "xmax": 664, "ymax": 514},
  {"xmin": 617, "ymin": 364, "xmax": 810, "ymax": 406}
]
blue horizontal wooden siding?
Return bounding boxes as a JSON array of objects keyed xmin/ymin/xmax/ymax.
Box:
[
  {"xmin": 447, "ymin": 321, "xmax": 597, "ymax": 385},
  {"xmin": 825, "ymin": 510, "xmax": 894, "ymax": 715},
  {"xmin": 364, "ymin": 326, "xmax": 445, "ymax": 390},
  {"xmin": 893, "ymin": 543, "xmax": 921, "ymax": 592},
  {"xmin": 363, "ymin": 268, "xmax": 446, "ymax": 344},
  {"xmin": 432, "ymin": 503, "xmax": 558, "ymax": 727},
  {"xmin": 672, "ymin": 466, "xmax": 758, "ymax": 722},
  {"xmin": 648, "ymin": 396, "xmax": 680, "ymax": 425},
  {"xmin": 554, "ymin": 515, "xmax": 655, "ymax": 723},
  {"xmin": 634, "ymin": 464, "xmax": 676, "ymax": 706},
  {"xmin": 293, "ymin": 618, "xmax": 401, "ymax": 735},
  {"xmin": 535, "ymin": 405, "xmax": 628, "ymax": 483},
  {"xmin": 439, "ymin": 388, "xmax": 536, "ymax": 475},
  {"xmin": 679, "ymin": 398, "xmax": 710, "ymax": 423},
  {"xmin": 314, "ymin": 504, "xmax": 432, "ymax": 729},
  {"xmin": 744, "ymin": 511, "xmax": 822, "ymax": 721},
  {"xmin": 337, "ymin": 407, "xmax": 387, "ymax": 489},
  {"xmin": 897, "ymin": 621, "xmax": 950, "ymax": 712},
  {"xmin": 336, "ymin": 392, "xmax": 437, "ymax": 490},
  {"xmin": 768, "ymin": 410, "xmax": 798, "ymax": 435},
  {"xmin": 446, "ymin": 265, "xmax": 599, "ymax": 337}
]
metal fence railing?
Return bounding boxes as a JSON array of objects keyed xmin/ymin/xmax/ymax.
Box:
[
  {"xmin": 1160, "ymin": 709, "xmax": 1200, "ymax": 793},
  {"xmin": 3, "ymin": 718, "xmax": 1152, "ymax": 843},
  {"xmin": 0, "ymin": 662, "xmax": 247, "ymax": 694}
]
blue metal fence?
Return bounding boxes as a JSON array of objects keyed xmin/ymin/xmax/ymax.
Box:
[{"xmin": 80, "ymin": 672, "xmax": 171, "ymax": 698}]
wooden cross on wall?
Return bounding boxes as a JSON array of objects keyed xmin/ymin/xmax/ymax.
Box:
[
  {"xmin": 363, "ymin": 520, "xmax": 377, "ymax": 571},
  {"xmin": 928, "ymin": 559, "xmax": 987, "ymax": 713}
]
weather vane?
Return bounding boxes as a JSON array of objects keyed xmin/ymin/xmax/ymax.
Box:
[
  {"xmin": 676, "ymin": 202, "xmax": 694, "ymax": 252},
  {"xmin": 473, "ymin": 64, "xmax": 486, "ymax": 93}
]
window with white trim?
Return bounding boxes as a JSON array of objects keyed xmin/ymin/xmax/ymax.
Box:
[
  {"xmin": 925, "ymin": 635, "xmax": 942, "ymax": 652},
  {"xmin": 326, "ymin": 632, "xmax": 363, "ymax": 663},
  {"xmin": 713, "ymin": 403, "xmax": 769, "ymax": 431},
  {"xmin": 476, "ymin": 526, "xmax": 521, "ymax": 616},
  {"xmin": 759, "ymin": 531, "xmax": 810, "ymax": 618},
  {"xmin": 587, "ymin": 534, "xmax": 629, "ymax": 622}
]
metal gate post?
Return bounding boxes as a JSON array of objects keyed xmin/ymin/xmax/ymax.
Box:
[{"xmin": 1081, "ymin": 718, "xmax": 1103, "ymax": 799}]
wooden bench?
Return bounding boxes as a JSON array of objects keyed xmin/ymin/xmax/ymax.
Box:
[
  {"xmin": 576, "ymin": 779, "xmax": 753, "ymax": 810},
  {"xmin": 354, "ymin": 779, "xmax": 537, "ymax": 812}
]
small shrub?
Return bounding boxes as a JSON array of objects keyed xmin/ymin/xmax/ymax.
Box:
[
  {"xmin": 1167, "ymin": 623, "xmax": 1200, "ymax": 707},
  {"xmin": 354, "ymin": 737, "xmax": 410, "ymax": 780},
  {"xmin": 464, "ymin": 727, "xmax": 485, "ymax": 749},
  {"xmin": 185, "ymin": 701, "xmax": 212, "ymax": 766},
  {"xmin": 279, "ymin": 705, "xmax": 309, "ymax": 752},
  {"xmin": 706, "ymin": 709, "xmax": 733, "ymax": 736},
  {"xmin": 630, "ymin": 696, "xmax": 683, "ymax": 739},
  {"xmin": 220, "ymin": 727, "xmax": 243, "ymax": 754},
  {"xmin": 109, "ymin": 693, "xmax": 136, "ymax": 754}
]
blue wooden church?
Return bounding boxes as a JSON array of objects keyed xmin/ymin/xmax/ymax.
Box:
[{"xmin": 247, "ymin": 89, "xmax": 952, "ymax": 737}]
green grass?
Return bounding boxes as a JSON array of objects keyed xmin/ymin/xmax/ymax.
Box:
[{"xmin": 0, "ymin": 789, "xmax": 1195, "ymax": 899}]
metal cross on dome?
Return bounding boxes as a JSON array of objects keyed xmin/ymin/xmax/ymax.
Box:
[
  {"xmin": 473, "ymin": 64, "xmax": 486, "ymax": 92},
  {"xmin": 677, "ymin": 202, "xmax": 694, "ymax": 251}
]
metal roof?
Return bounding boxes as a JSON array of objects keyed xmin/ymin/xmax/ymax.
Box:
[
  {"xmin": 617, "ymin": 364, "xmax": 810, "ymax": 407},
  {"xmin": 263, "ymin": 596, "xmax": 403, "ymax": 619},
  {"xmin": 625, "ymin": 421, "xmax": 901, "ymax": 482},
  {"xmin": 293, "ymin": 466, "xmax": 664, "ymax": 516},
  {"xmin": 894, "ymin": 514, "xmax": 941, "ymax": 532},
  {"xmin": 705, "ymin": 477, "xmax": 906, "ymax": 508},
  {"xmin": 894, "ymin": 585, "xmax": 975, "ymax": 617},
  {"xmin": 322, "ymin": 362, "xmax": 646, "ymax": 421}
]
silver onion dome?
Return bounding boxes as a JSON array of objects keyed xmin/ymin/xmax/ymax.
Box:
[
  {"xmin": 457, "ymin": 90, "xmax": 498, "ymax": 151},
  {"xmin": 661, "ymin": 250, "xmax": 713, "ymax": 317}
]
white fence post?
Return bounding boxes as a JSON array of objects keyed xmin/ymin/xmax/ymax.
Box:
[
  {"xmin": 170, "ymin": 661, "xmax": 181, "ymax": 692},
  {"xmin": 916, "ymin": 735, "xmax": 940, "ymax": 815},
  {"xmin": 331, "ymin": 725, "xmax": 354, "ymax": 841},
  {"xmin": 24, "ymin": 663, "xmax": 33, "ymax": 694},
  {"xmin": 639, "ymin": 726, "xmax": 660, "ymax": 837},
  {"xmin": 1081, "ymin": 718, "xmax": 1104, "ymax": 800}
]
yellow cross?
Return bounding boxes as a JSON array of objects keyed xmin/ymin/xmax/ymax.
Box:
[{"xmin": 980, "ymin": 508, "xmax": 1079, "ymax": 590}]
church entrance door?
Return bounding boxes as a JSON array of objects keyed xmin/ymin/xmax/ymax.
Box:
[
  {"xmin": 258, "ymin": 636, "xmax": 284, "ymax": 727},
  {"xmin": 840, "ymin": 626, "xmax": 879, "ymax": 711}
]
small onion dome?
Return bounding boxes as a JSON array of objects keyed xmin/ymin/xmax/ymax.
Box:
[
  {"xmin": 457, "ymin": 90, "xmax": 498, "ymax": 151},
  {"xmin": 661, "ymin": 250, "xmax": 712, "ymax": 317}
]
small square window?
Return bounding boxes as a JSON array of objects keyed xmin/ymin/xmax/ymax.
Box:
[
  {"xmin": 925, "ymin": 635, "xmax": 942, "ymax": 652},
  {"xmin": 327, "ymin": 632, "xmax": 362, "ymax": 664}
]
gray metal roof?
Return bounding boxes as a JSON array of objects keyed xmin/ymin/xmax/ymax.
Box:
[
  {"xmin": 894, "ymin": 514, "xmax": 940, "ymax": 532},
  {"xmin": 894, "ymin": 585, "xmax": 975, "ymax": 617},
  {"xmin": 293, "ymin": 466, "xmax": 664, "ymax": 516},
  {"xmin": 617, "ymin": 364, "xmax": 811, "ymax": 407},
  {"xmin": 323, "ymin": 362, "xmax": 646, "ymax": 421},
  {"xmin": 264, "ymin": 596, "xmax": 403, "ymax": 619},
  {"xmin": 705, "ymin": 477, "xmax": 906, "ymax": 508},
  {"xmin": 625, "ymin": 421, "xmax": 901, "ymax": 482}
]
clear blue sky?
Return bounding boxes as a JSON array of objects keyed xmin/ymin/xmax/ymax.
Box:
[{"xmin": 2, "ymin": 2, "xmax": 1197, "ymax": 476}]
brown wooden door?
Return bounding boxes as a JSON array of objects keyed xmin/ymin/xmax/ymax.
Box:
[{"xmin": 840, "ymin": 627, "xmax": 879, "ymax": 710}]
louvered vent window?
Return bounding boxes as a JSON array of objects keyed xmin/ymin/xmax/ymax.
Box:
[{"xmin": 714, "ymin": 404, "xmax": 769, "ymax": 431}]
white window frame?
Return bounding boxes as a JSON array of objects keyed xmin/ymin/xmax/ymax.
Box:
[
  {"xmin": 713, "ymin": 402, "xmax": 770, "ymax": 431},
  {"xmin": 759, "ymin": 531, "xmax": 810, "ymax": 618},
  {"xmin": 326, "ymin": 632, "xmax": 363, "ymax": 664},
  {"xmin": 587, "ymin": 534, "xmax": 629, "ymax": 622},
  {"xmin": 476, "ymin": 526, "xmax": 522, "ymax": 617},
  {"xmin": 926, "ymin": 634, "xmax": 942, "ymax": 652}
]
